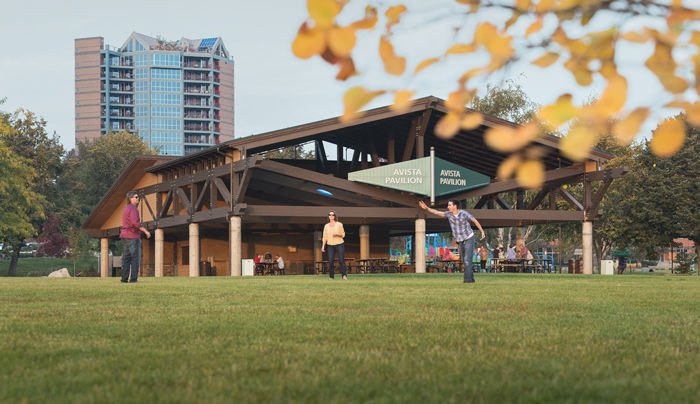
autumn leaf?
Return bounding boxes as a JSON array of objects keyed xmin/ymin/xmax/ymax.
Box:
[
  {"xmin": 517, "ymin": 159, "xmax": 544, "ymax": 189},
  {"xmin": 446, "ymin": 44, "xmax": 476, "ymax": 55},
  {"xmin": 645, "ymin": 43, "xmax": 688, "ymax": 94},
  {"xmin": 413, "ymin": 57, "xmax": 440, "ymax": 76},
  {"xmin": 525, "ymin": 18, "xmax": 543, "ymax": 38},
  {"xmin": 292, "ymin": 23, "xmax": 326, "ymax": 59},
  {"xmin": 390, "ymin": 90, "xmax": 416, "ymax": 112},
  {"xmin": 434, "ymin": 112, "xmax": 462, "ymax": 139},
  {"xmin": 594, "ymin": 74, "xmax": 627, "ymax": 116},
  {"xmin": 351, "ymin": 5, "xmax": 378, "ymax": 30},
  {"xmin": 341, "ymin": 86, "xmax": 385, "ymax": 122},
  {"xmin": 308, "ymin": 0, "xmax": 342, "ymax": 28},
  {"xmin": 385, "ymin": 5, "xmax": 408, "ymax": 30},
  {"xmin": 484, "ymin": 122, "xmax": 540, "ymax": 153},
  {"xmin": 497, "ymin": 154, "xmax": 522, "ymax": 180},
  {"xmin": 561, "ymin": 125, "xmax": 597, "ymax": 162},
  {"xmin": 461, "ymin": 113, "xmax": 483, "ymax": 130},
  {"xmin": 445, "ymin": 89, "xmax": 474, "ymax": 111},
  {"xmin": 613, "ymin": 108, "xmax": 650, "ymax": 145},
  {"xmin": 335, "ymin": 57, "xmax": 358, "ymax": 81},
  {"xmin": 328, "ymin": 26, "xmax": 356, "ymax": 58},
  {"xmin": 379, "ymin": 37, "xmax": 406, "ymax": 76},
  {"xmin": 540, "ymin": 94, "xmax": 578, "ymax": 128},
  {"xmin": 532, "ymin": 52, "xmax": 560, "ymax": 68},
  {"xmin": 650, "ymin": 119, "xmax": 685, "ymax": 157}
]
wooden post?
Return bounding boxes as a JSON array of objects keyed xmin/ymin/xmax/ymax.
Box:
[
  {"xmin": 230, "ymin": 216, "xmax": 242, "ymax": 276},
  {"xmin": 415, "ymin": 219, "xmax": 426, "ymax": 273},
  {"xmin": 314, "ymin": 230, "xmax": 323, "ymax": 266},
  {"xmin": 189, "ymin": 223, "xmax": 200, "ymax": 276},
  {"xmin": 360, "ymin": 225, "xmax": 370, "ymax": 260},
  {"xmin": 583, "ymin": 221, "xmax": 593, "ymax": 274},
  {"xmin": 155, "ymin": 229, "xmax": 164, "ymax": 277},
  {"xmin": 100, "ymin": 238, "xmax": 109, "ymax": 278}
]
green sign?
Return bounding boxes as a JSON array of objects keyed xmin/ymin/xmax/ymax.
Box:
[{"xmin": 348, "ymin": 156, "xmax": 490, "ymax": 198}]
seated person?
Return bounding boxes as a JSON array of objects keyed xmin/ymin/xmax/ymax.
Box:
[{"xmin": 275, "ymin": 254, "xmax": 285, "ymax": 275}]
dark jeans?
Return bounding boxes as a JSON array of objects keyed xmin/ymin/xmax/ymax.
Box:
[
  {"xmin": 459, "ymin": 237, "xmax": 475, "ymax": 282},
  {"xmin": 121, "ymin": 238, "xmax": 141, "ymax": 282},
  {"xmin": 327, "ymin": 243, "xmax": 347, "ymax": 279}
]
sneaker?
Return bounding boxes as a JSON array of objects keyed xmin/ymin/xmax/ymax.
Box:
[
  {"xmin": 329, "ymin": 277, "xmax": 334, "ymax": 280},
  {"xmin": 342, "ymin": 275, "xmax": 348, "ymax": 280}
]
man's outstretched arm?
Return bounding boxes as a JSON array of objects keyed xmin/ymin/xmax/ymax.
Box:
[{"xmin": 419, "ymin": 200, "xmax": 446, "ymax": 217}]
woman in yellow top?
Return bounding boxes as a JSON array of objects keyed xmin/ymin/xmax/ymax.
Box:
[{"xmin": 321, "ymin": 210, "xmax": 347, "ymax": 280}]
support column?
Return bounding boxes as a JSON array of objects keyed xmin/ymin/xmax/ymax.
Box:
[
  {"xmin": 415, "ymin": 219, "xmax": 426, "ymax": 273},
  {"xmin": 360, "ymin": 225, "xmax": 370, "ymax": 260},
  {"xmin": 189, "ymin": 223, "xmax": 200, "ymax": 277},
  {"xmin": 230, "ymin": 216, "xmax": 241, "ymax": 276},
  {"xmin": 155, "ymin": 229, "xmax": 164, "ymax": 277},
  {"xmin": 100, "ymin": 238, "xmax": 109, "ymax": 278},
  {"xmin": 515, "ymin": 227, "xmax": 524, "ymax": 253},
  {"xmin": 582, "ymin": 221, "xmax": 593, "ymax": 274},
  {"xmin": 314, "ymin": 231, "xmax": 323, "ymax": 264}
]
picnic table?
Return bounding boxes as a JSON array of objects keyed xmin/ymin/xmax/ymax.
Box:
[
  {"xmin": 356, "ymin": 258, "xmax": 386, "ymax": 273},
  {"xmin": 315, "ymin": 258, "xmax": 356, "ymax": 274},
  {"xmin": 255, "ymin": 261, "xmax": 278, "ymax": 276}
]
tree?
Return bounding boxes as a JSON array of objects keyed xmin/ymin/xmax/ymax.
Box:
[
  {"xmin": 67, "ymin": 227, "xmax": 95, "ymax": 277},
  {"xmin": 0, "ymin": 108, "xmax": 65, "ymax": 277},
  {"xmin": 263, "ymin": 144, "xmax": 315, "ymax": 159},
  {"xmin": 0, "ymin": 138, "xmax": 44, "ymax": 248},
  {"xmin": 34, "ymin": 214, "xmax": 70, "ymax": 271},
  {"xmin": 625, "ymin": 115, "xmax": 700, "ymax": 262},
  {"xmin": 292, "ymin": 0, "xmax": 700, "ymax": 187},
  {"xmin": 76, "ymin": 130, "xmax": 158, "ymax": 214}
]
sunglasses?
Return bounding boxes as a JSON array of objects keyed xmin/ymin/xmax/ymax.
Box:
[
  {"xmin": 328, "ymin": 213, "xmax": 335, "ymax": 216},
  {"xmin": 132, "ymin": 195, "xmax": 140, "ymax": 199}
]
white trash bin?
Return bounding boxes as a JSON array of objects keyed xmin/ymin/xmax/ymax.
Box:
[
  {"xmin": 601, "ymin": 259, "xmax": 614, "ymax": 275},
  {"xmin": 241, "ymin": 259, "xmax": 254, "ymax": 276}
]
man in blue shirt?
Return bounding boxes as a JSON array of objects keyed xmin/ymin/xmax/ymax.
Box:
[{"xmin": 419, "ymin": 199, "xmax": 485, "ymax": 283}]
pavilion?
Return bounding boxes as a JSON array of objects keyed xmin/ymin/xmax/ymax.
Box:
[{"xmin": 82, "ymin": 96, "xmax": 626, "ymax": 276}]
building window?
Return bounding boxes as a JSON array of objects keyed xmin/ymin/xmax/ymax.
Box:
[
  {"xmin": 76, "ymin": 48, "xmax": 80, "ymax": 52},
  {"xmin": 151, "ymin": 81, "xmax": 181, "ymax": 92},
  {"xmin": 135, "ymin": 93, "xmax": 148, "ymax": 105},
  {"xmin": 151, "ymin": 132, "xmax": 181, "ymax": 143},
  {"xmin": 135, "ymin": 119, "xmax": 148, "ymax": 130},
  {"xmin": 155, "ymin": 144, "xmax": 182, "ymax": 155},
  {"xmin": 77, "ymin": 126, "xmax": 80, "ymax": 131},
  {"xmin": 135, "ymin": 106, "xmax": 148, "ymax": 117},
  {"xmin": 135, "ymin": 68, "xmax": 148, "ymax": 79},
  {"xmin": 76, "ymin": 76, "xmax": 79, "ymax": 80},
  {"xmin": 76, "ymin": 88, "xmax": 80, "ymax": 93},
  {"xmin": 76, "ymin": 113, "xmax": 80, "ymax": 118},
  {"xmin": 137, "ymin": 132, "xmax": 149, "ymax": 142},
  {"xmin": 151, "ymin": 93, "xmax": 181, "ymax": 105},
  {"xmin": 151, "ymin": 106, "xmax": 181, "ymax": 118},
  {"xmin": 76, "ymin": 63, "xmax": 79, "ymax": 67},
  {"xmin": 124, "ymin": 40, "xmax": 133, "ymax": 53},
  {"xmin": 135, "ymin": 40, "xmax": 145, "ymax": 52},
  {"xmin": 151, "ymin": 68, "xmax": 181, "ymax": 80},
  {"xmin": 151, "ymin": 119, "xmax": 181, "ymax": 130},
  {"xmin": 135, "ymin": 81, "xmax": 148, "ymax": 92},
  {"xmin": 151, "ymin": 54, "xmax": 181, "ymax": 67},
  {"xmin": 135, "ymin": 54, "xmax": 147, "ymax": 67},
  {"xmin": 77, "ymin": 101, "xmax": 80, "ymax": 106}
]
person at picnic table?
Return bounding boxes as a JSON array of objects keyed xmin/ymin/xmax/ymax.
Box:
[
  {"xmin": 492, "ymin": 246, "xmax": 501, "ymax": 271},
  {"xmin": 519, "ymin": 244, "xmax": 530, "ymax": 258},
  {"xmin": 275, "ymin": 254, "xmax": 284, "ymax": 275},
  {"xmin": 321, "ymin": 210, "xmax": 348, "ymax": 280},
  {"xmin": 419, "ymin": 199, "xmax": 485, "ymax": 284},
  {"xmin": 479, "ymin": 246, "xmax": 489, "ymax": 273},
  {"xmin": 507, "ymin": 245, "xmax": 516, "ymax": 262}
]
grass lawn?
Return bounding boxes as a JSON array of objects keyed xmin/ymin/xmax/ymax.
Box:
[{"xmin": 1, "ymin": 274, "xmax": 698, "ymax": 403}]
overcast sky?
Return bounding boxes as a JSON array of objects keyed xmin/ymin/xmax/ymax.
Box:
[{"xmin": 1, "ymin": 0, "xmax": 695, "ymax": 152}]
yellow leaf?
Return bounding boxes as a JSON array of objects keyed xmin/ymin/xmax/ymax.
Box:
[
  {"xmin": 413, "ymin": 57, "xmax": 440, "ymax": 76},
  {"xmin": 620, "ymin": 31, "xmax": 649, "ymax": 44},
  {"xmin": 613, "ymin": 108, "xmax": 650, "ymax": 145},
  {"xmin": 650, "ymin": 119, "xmax": 685, "ymax": 157},
  {"xmin": 532, "ymin": 52, "xmax": 560, "ymax": 68},
  {"xmin": 564, "ymin": 59, "xmax": 593, "ymax": 86},
  {"xmin": 434, "ymin": 112, "xmax": 462, "ymax": 139},
  {"xmin": 535, "ymin": 0, "xmax": 554, "ymax": 13},
  {"xmin": 540, "ymin": 95, "xmax": 578, "ymax": 128},
  {"xmin": 390, "ymin": 90, "xmax": 416, "ymax": 112},
  {"xmin": 292, "ymin": 24, "xmax": 327, "ymax": 59},
  {"xmin": 594, "ymin": 74, "xmax": 627, "ymax": 116},
  {"xmin": 385, "ymin": 5, "xmax": 408, "ymax": 29},
  {"xmin": 461, "ymin": 113, "xmax": 483, "ymax": 130},
  {"xmin": 341, "ymin": 87, "xmax": 385, "ymax": 122},
  {"xmin": 351, "ymin": 6, "xmax": 378, "ymax": 30},
  {"xmin": 645, "ymin": 43, "xmax": 688, "ymax": 94},
  {"xmin": 335, "ymin": 57, "xmax": 358, "ymax": 81},
  {"xmin": 561, "ymin": 126, "xmax": 597, "ymax": 162},
  {"xmin": 525, "ymin": 18, "xmax": 543, "ymax": 38},
  {"xmin": 328, "ymin": 26, "xmax": 356, "ymax": 58},
  {"xmin": 517, "ymin": 159, "xmax": 544, "ymax": 189},
  {"xmin": 308, "ymin": 0, "xmax": 342, "ymax": 28},
  {"xmin": 446, "ymin": 44, "xmax": 476, "ymax": 55},
  {"xmin": 484, "ymin": 122, "xmax": 540, "ymax": 153},
  {"xmin": 474, "ymin": 23, "xmax": 514, "ymax": 63},
  {"xmin": 379, "ymin": 37, "xmax": 406, "ymax": 76},
  {"xmin": 445, "ymin": 89, "xmax": 474, "ymax": 112},
  {"xmin": 497, "ymin": 155, "xmax": 522, "ymax": 180}
]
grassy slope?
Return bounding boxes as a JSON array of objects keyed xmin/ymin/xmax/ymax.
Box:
[
  {"xmin": 1, "ymin": 274, "xmax": 698, "ymax": 404},
  {"xmin": 0, "ymin": 257, "xmax": 98, "ymax": 277}
]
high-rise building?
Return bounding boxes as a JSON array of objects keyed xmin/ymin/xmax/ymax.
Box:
[{"xmin": 75, "ymin": 32, "xmax": 234, "ymax": 155}]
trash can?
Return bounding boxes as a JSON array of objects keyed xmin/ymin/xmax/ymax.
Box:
[
  {"xmin": 568, "ymin": 259, "xmax": 582, "ymax": 274},
  {"xmin": 242, "ymin": 259, "xmax": 254, "ymax": 276},
  {"xmin": 199, "ymin": 261, "xmax": 212, "ymax": 276},
  {"xmin": 601, "ymin": 260, "xmax": 614, "ymax": 275}
]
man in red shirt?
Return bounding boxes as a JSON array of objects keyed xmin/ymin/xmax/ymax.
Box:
[{"xmin": 120, "ymin": 191, "xmax": 151, "ymax": 283}]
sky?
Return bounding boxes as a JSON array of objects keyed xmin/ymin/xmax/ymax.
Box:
[{"xmin": 1, "ymin": 0, "xmax": 695, "ymax": 152}]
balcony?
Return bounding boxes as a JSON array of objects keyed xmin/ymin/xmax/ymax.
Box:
[
  {"xmin": 101, "ymin": 122, "xmax": 134, "ymax": 131},
  {"xmin": 108, "ymin": 84, "xmax": 134, "ymax": 93},
  {"xmin": 184, "ymin": 87, "xmax": 211, "ymax": 94},
  {"xmin": 184, "ymin": 146, "xmax": 208, "ymax": 155},
  {"xmin": 109, "ymin": 60, "xmax": 133, "ymax": 67},
  {"xmin": 184, "ymin": 112, "xmax": 211, "ymax": 119},
  {"xmin": 103, "ymin": 72, "xmax": 134, "ymax": 80},
  {"xmin": 107, "ymin": 110, "xmax": 134, "ymax": 118},
  {"xmin": 184, "ymin": 124, "xmax": 211, "ymax": 132},
  {"xmin": 184, "ymin": 74, "xmax": 211, "ymax": 81},
  {"xmin": 183, "ymin": 61, "xmax": 211, "ymax": 69},
  {"xmin": 184, "ymin": 98, "xmax": 210, "ymax": 106},
  {"xmin": 184, "ymin": 135, "xmax": 211, "ymax": 144}
]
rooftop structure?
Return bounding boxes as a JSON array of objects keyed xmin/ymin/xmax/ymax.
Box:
[{"xmin": 74, "ymin": 32, "xmax": 235, "ymax": 155}]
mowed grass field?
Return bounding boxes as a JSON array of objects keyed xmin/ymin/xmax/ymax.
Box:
[{"xmin": 1, "ymin": 274, "xmax": 698, "ymax": 404}]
